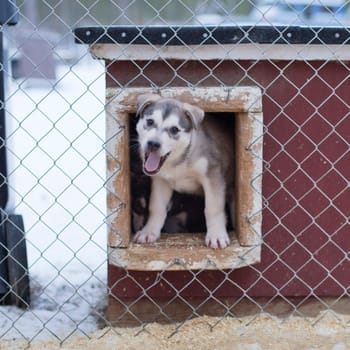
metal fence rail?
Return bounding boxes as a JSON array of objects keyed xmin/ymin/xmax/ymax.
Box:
[{"xmin": 0, "ymin": 0, "xmax": 350, "ymax": 345}]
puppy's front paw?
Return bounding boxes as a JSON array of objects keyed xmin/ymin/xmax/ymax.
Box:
[
  {"xmin": 205, "ymin": 231, "xmax": 230, "ymax": 249},
  {"xmin": 134, "ymin": 228, "xmax": 160, "ymax": 244}
]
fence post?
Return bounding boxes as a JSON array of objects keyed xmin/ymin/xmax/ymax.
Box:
[{"xmin": 0, "ymin": 0, "xmax": 30, "ymax": 308}]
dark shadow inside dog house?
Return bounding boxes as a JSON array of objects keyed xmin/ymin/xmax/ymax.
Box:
[
  {"xmin": 129, "ymin": 111, "xmax": 235, "ymax": 236},
  {"xmin": 106, "ymin": 87, "xmax": 263, "ymax": 271}
]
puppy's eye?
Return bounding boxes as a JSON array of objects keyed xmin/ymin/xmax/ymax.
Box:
[
  {"xmin": 145, "ymin": 108, "xmax": 154, "ymax": 115},
  {"xmin": 146, "ymin": 119, "xmax": 154, "ymax": 127},
  {"xmin": 169, "ymin": 126, "xmax": 180, "ymax": 135}
]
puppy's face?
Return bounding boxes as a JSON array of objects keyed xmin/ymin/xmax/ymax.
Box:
[{"xmin": 136, "ymin": 94, "xmax": 204, "ymax": 176}]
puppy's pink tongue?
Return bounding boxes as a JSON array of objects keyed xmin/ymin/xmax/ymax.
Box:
[{"xmin": 144, "ymin": 152, "xmax": 161, "ymax": 173}]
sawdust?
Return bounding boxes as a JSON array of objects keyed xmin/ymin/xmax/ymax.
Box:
[{"xmin": 2, "ymin": 313, "xmax": 350, "ymax": 350}]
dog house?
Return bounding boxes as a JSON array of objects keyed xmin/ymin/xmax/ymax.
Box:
[{"xmin": 75, "ymin": 25, "xmax": 350, "ymax": 324}]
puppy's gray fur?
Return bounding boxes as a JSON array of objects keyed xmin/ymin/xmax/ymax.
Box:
[{"xmin": 134, "ymin": 94, "xmax": 234, "ymax": 249}]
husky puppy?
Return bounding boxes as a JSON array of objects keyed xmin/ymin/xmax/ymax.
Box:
[
  {"xmin": 134, "ymin": 94, "xmax": 234, "ymax": 249},
  {"xmin": 130, "ymin": 116, "xmax": 206, "ymax": 234}
]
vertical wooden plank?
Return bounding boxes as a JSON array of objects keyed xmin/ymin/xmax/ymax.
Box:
[
  {"xmin": 235, "ymin": 112, "xmax": 263, "ymax": 246},
  {"xmin": 106, "ymin": 96, "xmax": 131, "ymax": 248}
]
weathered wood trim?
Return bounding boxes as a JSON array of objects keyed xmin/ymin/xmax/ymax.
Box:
[
  {"xmin": 108, "ymin": 234, "xmax": 261, "ymax": 271},
  {"xmin": 106, "ymin": 86, "xmax": 262, "ymax": 113},
  {"xmin": 236, "ymin": 112, "xmax": 263, "ymax": 246},
  {"xmin": 91, "ymin": 43, "xmax": 350, "ymax": 62},
  {"xmin": 106, "ymin": 97, "xmax": 131, "ymax": 247},
  {"xmin": 106, "ymin": 86, "xmax": 263, "ymax": 269}
]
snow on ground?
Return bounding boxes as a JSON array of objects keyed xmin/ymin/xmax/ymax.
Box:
[{"xmin": 1, "ymin": 56, "xmax": 108, "ymax": 341}]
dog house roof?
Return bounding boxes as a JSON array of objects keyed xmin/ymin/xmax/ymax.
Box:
[{"xmin": 74, "ymin": 25, "xmax": 350, "ymax": 46}]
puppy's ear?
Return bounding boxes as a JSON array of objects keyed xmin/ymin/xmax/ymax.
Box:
[
  {"xmin": 183, "ymin": 103, "xmax": 204, "ymax": 129},
  {"xmin": 136, "ymin": 94, "xmax": 160, "ymax": 117}
]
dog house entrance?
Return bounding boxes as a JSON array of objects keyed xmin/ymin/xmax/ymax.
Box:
[{"xmin": 106, "ymin": 87, "xmax": 263, "ymax": 271}]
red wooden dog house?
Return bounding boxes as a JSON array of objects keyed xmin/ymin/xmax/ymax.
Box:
[{"xmin": 75, "ymin": 26, "xmax": 350, "ymax": 324}]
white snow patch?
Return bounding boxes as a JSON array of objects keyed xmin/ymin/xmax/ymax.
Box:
[{"xmin": 1, "ymin": 57, "xmax": 108, "ymax": 340}]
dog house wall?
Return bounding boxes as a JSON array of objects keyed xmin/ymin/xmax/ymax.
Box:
[
  {"xmin": 75, "ymin": 26, "xmax": 350, "ymax": 299},
  {"xmin": 105, "ymin": 57, "xmax": 350, "ymax": 298}
]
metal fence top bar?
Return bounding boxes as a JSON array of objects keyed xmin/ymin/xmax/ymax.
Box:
[{"xmin": 74, "ymin": 25, "xmax": 350, "ymax": 46}]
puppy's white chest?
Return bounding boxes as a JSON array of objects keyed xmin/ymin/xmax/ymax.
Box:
[
  {"xmin": 171, "ymin": 176, "xmax": 202, "ymax": 194},
  {"xmin": 160, "ymin": 157, "xmax": 207, "ymax": 194}
]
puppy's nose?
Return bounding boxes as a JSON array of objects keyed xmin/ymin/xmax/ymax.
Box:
[{"xmin": 147, "ymin": 140, "xmax": 161, "ymax": 151}]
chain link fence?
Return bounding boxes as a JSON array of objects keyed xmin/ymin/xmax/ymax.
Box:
[{"xmin": 1, "ymin": 0, "xmax": 350, "ymax": 347}]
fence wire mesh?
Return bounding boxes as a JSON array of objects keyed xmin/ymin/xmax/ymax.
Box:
[{"xmin": 0, "ymin": 0, "xmax": 350, "ymax": 347}]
